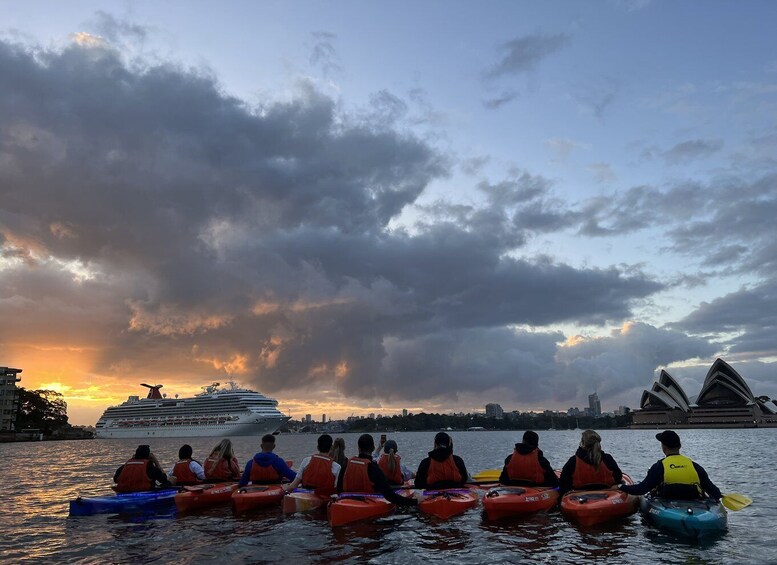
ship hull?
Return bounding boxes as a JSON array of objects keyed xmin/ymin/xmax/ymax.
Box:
[{"xmin": 95, "ymin": 418, "xmax": 286, "ymax": 439}]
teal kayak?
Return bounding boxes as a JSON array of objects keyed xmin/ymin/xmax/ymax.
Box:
[
  {"xmin": 640, "ymin": 495, "xmax": 727, "ymax": 539},
  {"xmin": 69, "ymin": 489, "xmax": 180, "ymax": 516}
]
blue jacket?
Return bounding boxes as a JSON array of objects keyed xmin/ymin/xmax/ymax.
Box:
[{"xmin": 239, "ymin": 452, "xmax": 297, "ymax": 486}]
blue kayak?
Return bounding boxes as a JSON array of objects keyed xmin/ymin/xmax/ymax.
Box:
[
  {"xmin": 69, "ymin": 489, "xmax": 180, "ymax": 516},
  {"xmin": 640, "ymin": 495, "xmax": 727, "ymax": 539}
]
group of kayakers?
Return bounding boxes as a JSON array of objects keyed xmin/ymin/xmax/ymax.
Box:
[{"xmin": 113, "ymin": 428, "xmax": 721, "ymax": 503}]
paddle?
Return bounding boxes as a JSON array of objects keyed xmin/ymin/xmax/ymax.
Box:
[{"xmin": 721, "ymin": 493, "xmax": 752, "ymax": 511}]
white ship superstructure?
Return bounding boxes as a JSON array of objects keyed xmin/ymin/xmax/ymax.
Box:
[{"xmin": 95, "ymin": 382, "xmax": 289, "ymax": 438}]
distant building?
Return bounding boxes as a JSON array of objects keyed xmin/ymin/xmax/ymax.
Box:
[
  {"xmin": 567, "ymin": 407, "xmax": 581, "ymax": 416},
  {"xmin": 588, "ymin": 392, "xmax": 602, "ymax": 418},
  {"xmin": 615, "ymin": 406, "xmax": 630, "ymax": 416},
  {"xmin": 402, "ymin": 408, "xmax": 408, "ymax": 417},
  {"xmin": 322, "ymin": 414, "xmax": 326, "ymax": 424},
  {"xmin": 368, "ymin": 413, "xmax": 375, "ymax": 419},
  {"xmin": 485, "ymin": 403, "xmax": 504, "ymax": 418},
  {"xmin": 305, "ymin": 414, "xmax": 312, "ymax": 425},
  {"xmin": 0, "ymin": 367, "xmax": 22, "ymax": 432}
]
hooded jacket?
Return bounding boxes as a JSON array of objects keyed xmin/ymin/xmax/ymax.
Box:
[
  {"xmin": 559, "ymin": 446, "xmax": 623, "ymax": 494},
  {"xmin": 414, "ymin": 447, "xmax": 469, "ymax": 489},
  {"xmin": 499, "ymin": 442, "xmax": 559, "ymax": 487},
  {"xmin": 239, "ymin": 452, "xmax": 296, "ymax": 487}
]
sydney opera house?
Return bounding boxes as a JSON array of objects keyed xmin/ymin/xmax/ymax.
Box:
[{"xmin": 631, "ymin": 358, "xmax": 777, "ymax": 428}]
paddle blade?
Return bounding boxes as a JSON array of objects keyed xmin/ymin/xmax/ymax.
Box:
[
  {"xmin": 722, "ymin": 493, "xmax": 752, "ymax": 511},
  {"xmin": 472, "ymin": 469, "xmax": 501, "ymax": 482}
]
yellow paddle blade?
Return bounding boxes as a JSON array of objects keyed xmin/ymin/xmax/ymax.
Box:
[
  {"xmin": 722, "ymin": 493, "xmax": 752, "ymax": 511},
  {"xmin": 472, "ymin": 469, "xmax": 501, "ymax": 482}
]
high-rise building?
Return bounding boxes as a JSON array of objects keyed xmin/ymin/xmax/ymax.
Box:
[
  {"xmin": 588, "ymin": 392, "xmax": 601, "ymax": 418},
  {"xmin": 485, "ymin": 403, "xmax": 504, "ymax": 418},
  {"xmin": 0, "ymin": 367, "xmax": 22, "ymax": 432},
  {"xmin": 402, "ymin": 408, "xmax": 408, "ymax": 417},
  {"xmin": 322, "ymin": 414, "xmax": 326, "ymax": 423},
  {"xmin": 305, "ymin": 414, "xmax": 312, "ymax": 424}
]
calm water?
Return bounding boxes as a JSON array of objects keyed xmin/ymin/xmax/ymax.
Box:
[{"xmin": 0, "ymin": 429, "xmax": 774, "ymax": 564}]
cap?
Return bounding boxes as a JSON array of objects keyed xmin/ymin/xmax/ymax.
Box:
[
  {"xmin": 655, "ymin": 430, "xmax": 681, "ymax": 449},
  {"xmin": 522, "ymin": 430, "xmax": 539, "ymax": 447}
]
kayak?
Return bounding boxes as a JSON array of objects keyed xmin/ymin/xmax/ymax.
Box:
[
  {"xmin": 561, "ymin": 475, "xmax": 638, "ymax": 526},
  {"xmin": 328, "ymin": 494, "xmax": 394, "ymax": 526},
  {"xmin": 282, "ymin": 488, "xmax": 331, "ymax": 514},
  {"xmin": 418, "ymin": 489, "xmax": 479, "ymax": 519},
  {"xmin": 483, "ymin": 486, "xmax": 559, "ymax": 520},
  {"xmin": 175, "ymin": 483, "xmax": 239, "ymax": 512},
  {"xmin": 69, "ymin": 489, "xmax": 179, "ymax": 516},
  {"xmin": 232, "ymin": 484, "xmax": 285, "ymax": 514},
  {"xmin": 640, "ymin": 496, "xmax": 727, "ymax": 539}
]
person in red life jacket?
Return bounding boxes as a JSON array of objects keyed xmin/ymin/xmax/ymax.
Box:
[
  {"xmin": 376, "ymin": 439, "xmax": 415, "ymax": 486},
  {"xmin": 169, "ymin": 444, "xmax": 205, "ymax": 486},
  {"xmin": 559, "ymin": 430, "xmax": 623, "ymax": 495},
  {"xmin": 238, "ymin": 434, "xmax": 296, "ymax": 487},
  {"xmin": 414, "ymin": 432, "xmax": 470, "ymax": 490},
  {"xmin": 113, "ymin": 445, "xmax": 171, "ymax": 493},
  {"xmin": 284, "ymin": 434, "xmax": 341, "ymax": 494},
  {"xmin": 617, "ymin": 430, "xmax": 721, "ymax": 500},
  {"xmin": 498, "ymin": 431, "xmax": 559, "ymax": 487},
  {"xmin": 204, "ymin": 438, "xmax": 241, "ymax": 482},
  {"xmin": 336, "ymin": 434, "xmax": 417, "ymax": 507}
]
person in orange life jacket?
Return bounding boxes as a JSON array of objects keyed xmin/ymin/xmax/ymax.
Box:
[
  {"xmin": 336, "ymin": 434, "xmax": 417, "ymax": 506},
  {"xmin": 239, "ymin": 434, "xmax": 296, "ymax": 487},
  {"xmin": 414, "ymin": 432, "xmax": 470, "ymax": 490},
  {"xmin": 113, "ymin": 445, "xmax": 171, "ymax": 493},
  {"xmin": 498, "ymin": 431, "xmax": 559, "ymax": 487},
  {"xmin": 617, "ymin": 430, "xmax": 721, "ymax": 500},
  {"xmin": 284, "ymin": 434, "xmax": 341, "ymax": 493},
  {"xmin": 169, "ymin": 444, "xmax": 205, "ymax": 486},
  {"xmin": 204, "ymin": 438, "xmax": 241, "ymax": 482},
  {"xmin": 373, "ymin": 440, "xmax": 416, "ymax": 486},
  {"xmin": 558, "ymin": 430, "xmax": 623, "ymax": 495}
]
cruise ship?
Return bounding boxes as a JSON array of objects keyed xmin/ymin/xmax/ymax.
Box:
[{"xmin": 95, "ymin": 382, "xmax": 290, "ymax": 439}]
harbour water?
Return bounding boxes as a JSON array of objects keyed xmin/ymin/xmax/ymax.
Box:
[{"xmin": 1, "ymin": 429, "xmax": 774, "ymax": 564}]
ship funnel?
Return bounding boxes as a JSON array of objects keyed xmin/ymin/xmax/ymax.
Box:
[{"xmin": 140, "ymin": 383, "xmax": 164, "ymax": 399}]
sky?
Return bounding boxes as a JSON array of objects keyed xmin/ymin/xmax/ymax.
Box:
[{"xmin": 1, "ymin": 1, "xmax": 776, "ymax": 425}]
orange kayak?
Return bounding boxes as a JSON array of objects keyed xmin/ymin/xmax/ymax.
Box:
[
  {"xmin": 561, "ymin": 474, "xmax": 638, "ymax": 526},
  {"xmin": 418, "ymin": 489, "xmax": 478, "ymax": 519},
  {"xmin": 483, "ymin": 486, "xmax": 559, "ymax": 520},
  {"xmin": 231, "ymin": 484, "xmax": 285, "ymax": 514},
  {"xmin": 328, "ymin": 494, "xmax": 394, "ymax": 526},
  {"xmin": 174, "ymin": 483, "xmax": 239, "ymax": 512},
  {"xmin": 282, "ymin": 489, "xmax": 331, "ymax": 514}
]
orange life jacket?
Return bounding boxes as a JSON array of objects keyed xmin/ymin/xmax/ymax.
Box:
[
  {"xmin": 172, "ymin": 459, "xmax": 199, "ymax": 486},
  {"xmin": 205, "ymin": 456, "xmax": 239, "ymax": 481},
  {"xmin": 572, "ymin": 455, "xmax": 615, "ymax": 489},
  {"xmin": 249, "ymin": 459, "xmax": 283, "ymax": 483},
  {"xmin": 505, "ymin": 449, "xmax": 545, "ymax": 484},
  {"xmin": 342, "ymin": 457, "xmax": 375, "ymax": 492},
  {"xmin": 302, "ymin": 454, "xmax": 335, "ymax": 490},
  {"xmin": 426, "ymin": 455, "xmax": 463, "ymax": 486},
  {"xmin": 115, "ymin": 458, "xmax": 153, "ymax": 493},
  {"xmin": 378, "ymin": 453, "xmax": 403, "ymax": 485}
]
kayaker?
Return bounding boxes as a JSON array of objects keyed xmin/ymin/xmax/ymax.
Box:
[
  {"xmin": 414, "ymin": 432, "xmax": 470, "ymax": 490},
  {"xmin": 329, "ymin": 437, "xmax": 347, "ymax": 467},
  {"xmin": 283, "ymin": 433, "xmax": 341, "ymax": 494},
  {"xmin": 170, "ymin": 444, "xmax": 206, "ymax": 486},
  {"xmin": 336, "ymin": 434, "xmax": 418, "ymax": 507},
  {"xmin": 498, "ymin": 431, "xmax": 559, "ymax": 487},
  {"xmin": 559, "ymin": 430, "xmax": 623, "ymax": 495},
  {"xmin": 239, "ymin": 434, "xmax": 297, "ymax": 487},
  {"xmin": 204, "ymin": 438, "xmax": 241, "ymax": 482},
  {"xmin": 376, "ymin": 439, "xmax": 416, "ymax": 486},
  {"xmin": 113, "ymin": 444, "xmax": 171, "ymax": 492},
  {"xmin": 617, "ymin": 430, "xmax": 721, "ymax": 500}
]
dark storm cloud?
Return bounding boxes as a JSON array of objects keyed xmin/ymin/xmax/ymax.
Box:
[
  {"xmin": 484, "ymin": 33, "xmax": 569, "ymax": 79},
  {"xmin": 662, "ymin": 138, "xmax": 724, "ymax": 165}
]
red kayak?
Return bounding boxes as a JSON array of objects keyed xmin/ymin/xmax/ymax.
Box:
[
  {"xmin": 282, "ymin": 489, "xmax": 331, "ymax": 514},
  {"xmin": 483, "ymin": 486, "xmax": 559, "ymax": 520},
  {"xmin": 175, "ymin": 483, "xmax": 239, "ymax": 512},
  {"xmin": 418, "ymin": 489, "xmax": 479, "ymax": 519},
  {"xmin": 560, "ymin": 474, "xmax": 638, "ymax": 526},
  {"xmin": 232, "ymin": 484, "xmax": 285, "ymax": 514},
  {"xmin": 328, "ymin": 494, "xmax": 394, "ymax": 526}
]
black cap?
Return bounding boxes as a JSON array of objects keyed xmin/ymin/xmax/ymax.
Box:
[
  {"xmin": 434, "ymin": 432, "xmax": 451, "ymax": 447},
  {"xmin": 656, "ymin": 430, "xmax": 681, "ymax": 449},
  {"xmin": 522, "ymin": 430, "xmax": 539, "ymax": 447}
]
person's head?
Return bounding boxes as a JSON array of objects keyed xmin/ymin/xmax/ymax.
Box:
[
  {"xmin": 522, "ymin": 430, "xmax": 539, "ymax": 448},
  {"xmin": 357, "ymin": 433, "xmax": 375, "ymax": 455},
  {"xmin": 261, "ymin": 434, "xmax": 276, "ymax": 452},
  {"xmin": 178, "ymin": 444, "xmax": 193, "ymax": 460},
  {"xmin": 580, "ymin": 429, "xmax": 602, "ymax": 467},
  {"xmin": 329, "ymin": 437, "xmax": 346, "ymax": 464},
  {"xmin": 211, "ymin": 438, "xmax": 235, "ymax": 460},
  {"xmin": 656, "ymin": 430, "xmax": 681, "ymax": 455},
  {"xmin": 134, "ymin": 444, "xmax": 151, "ymax": 459},
  {"xmin": 383, "ymin": 439, "xmax": 398, "ymax": 454},
  {"xmin": 383, "ymin": 439, "xmax": 399, "ymax": 474},
  {"xmin": 434, "ymin": 432, "xmax": 452, "ymax": 450},
  {"xmin": 317, "ymin": 434, "xmax": 333, "ymax": 453}
]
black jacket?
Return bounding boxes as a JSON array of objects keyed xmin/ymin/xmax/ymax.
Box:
[
  {"xmin": 558, "ymin": 447, "xmax": 622, "ymax": 494},
  {"xmin": 414, "ymin": 447, "xmax": 469, "ymax": 489},
  {"xmin": 498, "ymin": 443, "xmax": 559, "ymax": 487},
  {"xmin": 619, "ymin": 457, "xmax": 721, "ymax": 500},
  {"xmin": 336, "ymin": 453, "xmax": 417, "ymax": 506}
]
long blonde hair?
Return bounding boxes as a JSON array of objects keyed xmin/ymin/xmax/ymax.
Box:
[
  {"xmin": 210, "ymin": 438, "xmax": 235, "ymax": 461},
  {"xmin": 329, "ymin": 437, "xmax": 346, "ymax": 466},
  {"xmin": 580, "ymin": 430, "xmax": 602, "ymax": 468}
]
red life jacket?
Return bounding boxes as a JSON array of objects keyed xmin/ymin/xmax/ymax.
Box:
[
  {"xmin": 302, "ymin": 454, "xmax": 335, "ymax": 490},
  {"xmin": 172, "ymin": 459, "xmax": 199, "ymax": 486},
  {"xmin": 506, "ymin": 449, "xmax": 545, "ymax": 484},
  {"xmin": 572, "ymin": 455, "xmax": 615, "ymax": 489},
  {"xmin": 249, "ymin": 459, "xmax": 283, "ymax": 483},
  {"xmin": 115, "ymin": 458, "xmax": 153, "ymax": 493},
  {"xmin": 426, "ymin": 455, "xmax": 463, "ymax": 485},
  {"xmin": 378, "ymin": 453, "xmax": 403, "ymax": 485},
  {"xmin": 205, "ymin": 456, "xmax": 239, "ymax": 481},
  {"xmin": 342, "ymin": 457, "xmax": 375, "ymax": 492}
]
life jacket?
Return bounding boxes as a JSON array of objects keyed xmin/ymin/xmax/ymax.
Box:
[
  {"xmin": 172, "ymin": 459, "xmax": 199, "ymax": 486},
  {"xmin": 115, "ymin": 458, "xmax": 153, "ymax": 493},
  {"xmin": 249, "ymin": 458, "xmax": 283, "ymax": 484},
  {"xmin": 661, "ymin": 454, "xmax": 703, "ymax": 499},
  {"xmin": 342, "ymin": 457, "xmax": 375, "ymax": 492},
  {"xmin": 378, "ymin": 453, "xmax": 403, "ymax": 485},
  {"xmin": 571, "ymin": 455, "xmax": 615, "ymax": 489},
  {"xmin": 302, "ymin": 454, "xmax": 335, "ymax": 490},
  {"xmin": 426, "ymin": 455, "xmax": 463, "ymax": 486},
  {"xmin": 205, "ymin": 456, "xmax": 238, "ymax": 481},
  {"xmin": 505, "ymin": 449, "xmax": 545, "ymax": 484}
]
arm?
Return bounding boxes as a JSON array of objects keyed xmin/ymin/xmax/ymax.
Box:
[
  {"xmin": 619, "ymin": 461, "xmax": 663, "ymax": 496},
  {"xmin": 498, "ymin": 455, "xmax": 511, "ymax": 484},
  {"xmin": 147, "ymin": 462, "xmax": 170, "ymax": 486},
  {"xmin": 603, "ymin": 453, "xmax": 623, "ymax": 484},
  {"xmin": 694, "ymin": 463, "xmax": 721, "ymax": 500},
  {"xmin": 538, "ymin": 454, "xmax": 559, "ymax": 487},
  {"xmin": 368, "ymin": 462, "xmax": 417, "ymax": 506},
  {"xmin": 414, "ymin": 458, "xmax": 430, "ymax": 489},
  {"xmin": 113, "ymin": 465, "xmax": 124, "ymax": 484},
  {"xmin": 336, "ymin": 460, "xmax": 347, "ymax": 493},
  {"xmin": 285, "ymin": 457, "xmax": 309, "ymax": 492},
  {"xmin": 558, "ymin": 457, "xmax": 575, "ymax": 495},
  {"xmin": 454, "ymin": 456, "xmax": 470, "ymax": 484},
  {"xmin": 239, "ymin": 460, "xmax": 253, "ymax": 487},
  {"xmin": 190, "ymin": 461, "xmax": 206, "ymax": 481},
  {"xmin": 401, "ymin": 463, "xmax": 415, "ymax": 481},
  {"xmin": 272, "ymin": 455, "xmax": 297, "ymax": 481}
]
